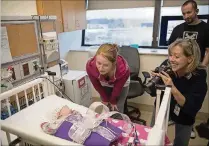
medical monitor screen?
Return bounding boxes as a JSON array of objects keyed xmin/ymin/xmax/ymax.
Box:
[{"xmin": 159, "ymin": 15, "xmax": 209, "ymax": 47}]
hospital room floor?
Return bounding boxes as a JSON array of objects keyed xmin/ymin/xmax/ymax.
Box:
[{"xmin": 140, "ymin": 110, "xmax": 209, "ymax": 146}]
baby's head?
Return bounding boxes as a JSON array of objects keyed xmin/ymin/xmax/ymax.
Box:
[{"xmin": 57, "ymin": 105, "xmax": 73, "ymax": 118}]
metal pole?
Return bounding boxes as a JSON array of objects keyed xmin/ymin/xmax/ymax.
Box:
[{"xmin": 152, "ymin": 0, "xmax": 163, "ymax": 47}]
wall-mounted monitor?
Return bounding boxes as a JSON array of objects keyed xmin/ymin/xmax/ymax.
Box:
[{"xmin": 159, "ymin": 15, "xmax": 209, "ymax": 47}]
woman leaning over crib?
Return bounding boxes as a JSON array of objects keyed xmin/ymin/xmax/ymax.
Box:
[
  {"xmin": 153, "ymin": 39, "xmax": 207, "ymax": 146},
  {"xmin": 86, "ymin": 43, "xmax": 130, "ymax": 113}
]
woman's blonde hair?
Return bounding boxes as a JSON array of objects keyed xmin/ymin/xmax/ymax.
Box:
[
  {"xmin": 96, "ymin": 43, "xmax": 119, "ymax": 63},
  {"xmin": 168, "ymin": 38, "xmax": 201, "ymax": 73}
]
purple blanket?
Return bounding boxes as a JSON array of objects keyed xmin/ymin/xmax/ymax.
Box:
[{"xmin": 54, "ymin": 119, "xmax": 123, "ymax": 146}]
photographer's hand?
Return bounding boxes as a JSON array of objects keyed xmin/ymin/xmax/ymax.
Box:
[
  {"xmin": 150, "ymin": 71, "xmax": 158, "ymax": 77},
  {"xmin": 160, "ymin": 71, "xmax": 186, "ymax": 106},
  {"xmin": 159, "ymin": 71, "xmax": 173, "ymax": 86}
]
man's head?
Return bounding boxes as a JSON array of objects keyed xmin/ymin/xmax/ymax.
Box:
[{"xmin": 181, "ymin": 0, "xmax": 199, "ymax": 24}]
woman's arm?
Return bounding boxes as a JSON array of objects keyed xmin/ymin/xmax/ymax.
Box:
[
  {"xmin": 160, "ymin": 70, "xmax": 207, "ymax": 117},
  {"xmin": 86, "ymin": 62, "xmax": 109, "ymax": 102},
  {"xmin": 158, "ymin": 71, "xmax": 186, "ymax": 106},
  {"xmin": 88, "ymin": 73, "xmax": 109, "ymax": 102},
  {"xmin": 180, "ymin": 73, "xmax": 207, "ymax": 117},
  {"xmin": 171, "ymin": 86, "xmax": 186, "ymax": 106},
  {"xmin": 110, "ymin": 69, "xmax": 130, "ymax": 104}
]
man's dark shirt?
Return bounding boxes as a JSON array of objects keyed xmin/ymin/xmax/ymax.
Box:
[{"xmin": 169, "ymin": 21, "xmax": 209, "ymax": 61}]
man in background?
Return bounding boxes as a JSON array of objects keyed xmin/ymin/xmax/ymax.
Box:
[{"xmin": 168, "ymin": 0, "xmax": 209, "ymax": 139}]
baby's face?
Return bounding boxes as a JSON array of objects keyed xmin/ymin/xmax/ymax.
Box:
[{"xmin": 57, "ymin": 105, "xmax": 73, "ymax": 118}]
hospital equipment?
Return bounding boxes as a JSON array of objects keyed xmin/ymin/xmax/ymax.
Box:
[
  {"xmin": 47, "ymin": 59, "xmax": 68, "ymax": 78},
  {"xmin": 1, "ymin": 66, "xmax": 13, "ymax": 93},
  {"xmin": 43, "ymin": 32, "xmax": 60, "ymax": 64},
  {"xmin": 62, "ymin": 70, "xmax": 92, "ymax": 107},
  {"xmin": 1, "ymin": 75, "xmax": 171, "ymax": 146},
  {"xmin": 1, "ymin": 15, "xmax": 58, "ymax": 87},
  {"xmin": 20, "ymin": 58, "xmax": 40, "ymax": 79},
  {"xmin": 47, "ymin": 61, "xmax": 92, "ymax": 107}
]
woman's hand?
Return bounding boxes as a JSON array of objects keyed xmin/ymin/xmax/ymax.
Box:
[
  {"xmin": 102, "ymin": 101, "xmax": 109, "ymax": 106},
  {"xmin": 159, "ymin": 71, "xmax": 174, "ymax": 86},
  {"xmin": 110, "ymin": 104, "xmax": 119, "ymax": 111},
  {"xmin": 150, "ymin": 71, "xmax": 158, "ymax": 77}
]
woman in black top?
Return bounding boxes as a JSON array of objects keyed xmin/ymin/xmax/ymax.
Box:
[{"xmin": 155, "ymin": 39, "xmax": 207, "ymax": 146}]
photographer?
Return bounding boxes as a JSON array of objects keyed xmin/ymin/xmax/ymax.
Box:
[
  {"xmin": 168, "ymin": 0, "xmax": 209, "ymax": 139},
  {"xmin": 151, "ymin": 39, "xmax": 207, "ymax": 146}
]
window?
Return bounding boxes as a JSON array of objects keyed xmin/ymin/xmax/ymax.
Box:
[{"xmin": 82, "ymin": 7, "xmax": 154, "ymax": 47}]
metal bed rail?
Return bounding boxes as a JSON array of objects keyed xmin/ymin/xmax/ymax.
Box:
[
  {"xmin": 146, "ymin": 86, "xmax": 172, "ymax": 145},
  {"xmin": 0, "ymin": 75, "xmax": 54, "ymax": 145}
]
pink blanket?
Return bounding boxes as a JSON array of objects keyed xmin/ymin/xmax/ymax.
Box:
[{"xmin": 106, "ymin": 118, "xmax": 171, "ymax": 146}]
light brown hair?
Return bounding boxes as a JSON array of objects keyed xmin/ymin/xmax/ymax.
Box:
[
  {"xmin": 168, "ymin": 38, "xmax": 201, "ymax": 73},
  {"xmin": 96, "ymin": 43, "xmax": 119, "ymax": 63}
]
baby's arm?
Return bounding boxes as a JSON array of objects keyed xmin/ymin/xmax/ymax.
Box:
[
  {"xmin": 41, "ymin": 105, "xmax": 73, "ymax": 134},
  {"xmin": 41, "ymin": 122, "xmax": 59, "ymax": 135}
]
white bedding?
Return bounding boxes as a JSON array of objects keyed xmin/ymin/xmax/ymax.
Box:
[{"xmin": 1, "ymin": 95, "xmax": 90, "ymax": 145}]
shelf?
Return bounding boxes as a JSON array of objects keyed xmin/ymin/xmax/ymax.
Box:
[
  {"xmin": 1, "ymin": 53, "xmax": 40, "ymax": 68},
  {"xmin": 1, "ymin": 15, "xmax": 57, "ymax": 22},
  {"xmin": 12, "ymin": 72, "xmax": 41, "ymax": 87}
]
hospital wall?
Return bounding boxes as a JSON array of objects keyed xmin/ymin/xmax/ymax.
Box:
[{"xmin": 1, "ymin": 1, "xmax": 37, "ymax": 16}]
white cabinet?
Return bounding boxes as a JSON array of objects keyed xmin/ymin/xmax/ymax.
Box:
[{"xmin": 63, "ymin": 70, "xmax": 92, "ymax": 107}]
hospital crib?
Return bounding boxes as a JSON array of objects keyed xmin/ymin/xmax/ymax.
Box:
[
  {"xmin": 1, "ymin": 75, "xmax": 55, "ymax": 146},
  {"xmin": 1, "ymin": 75, "xmax": 172, "ymax": 146}
]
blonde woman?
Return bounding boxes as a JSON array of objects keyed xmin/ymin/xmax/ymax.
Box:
[
  {"xmin": 153, "ymin": 39, "xmax": 207, "ymax": 146},
  {"xmin": 86, "ymin": 44, "xmax": 130, "ymax": 113}
]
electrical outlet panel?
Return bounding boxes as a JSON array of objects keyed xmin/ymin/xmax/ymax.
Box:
[{"xmin": 29, "ymin": 58, "xmax": 40, "ymax": 74}]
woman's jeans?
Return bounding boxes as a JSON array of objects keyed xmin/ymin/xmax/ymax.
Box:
[{"xmin": 102, "ymin": 86, "xmax": 129, "ymax": 113}]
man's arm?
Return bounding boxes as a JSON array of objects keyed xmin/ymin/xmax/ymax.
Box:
[
  {"xmin": 201, "ymin": 48, "xmax": 209, "ymax": 66},
  {"xmin": 202, "ymin": 26, "xmax": 209, "ymax": 66},
  {"xmin": 168, "ymin": 27, "xmax": 177, "ymax": 45}
]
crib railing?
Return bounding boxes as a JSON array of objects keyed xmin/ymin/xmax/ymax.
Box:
[
  {"xmin": 0, "ymin": 75, "xmax": 55, "ymax": 145},
  {"xmin": 1, "ymin": 78, "xmax": 45, "ymax": 117},
  {"xmin": 146, "ymin": 86, "xmax": 172, "ymax": 145},
  {"xmin": 0, "ymin": 75, "xmax": 56, "ymax": 118}
]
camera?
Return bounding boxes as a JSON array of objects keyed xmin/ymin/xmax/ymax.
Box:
[{"xmin": 144, "ymin": 61, "xmax": 174, "ymax": 95}]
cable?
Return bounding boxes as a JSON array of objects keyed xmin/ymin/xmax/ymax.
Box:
[{"xmin": 37, "ymin": 76, "xmax": 74, "ymax": 103}]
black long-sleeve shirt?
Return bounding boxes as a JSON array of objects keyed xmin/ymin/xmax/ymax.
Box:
[
  {"xmin": 170, "ymin": 68, "xmax": 207, "ymax": 125},
  {"xmin": 153, "ymin": 60, "xmax": 208, "ymax": 125}
]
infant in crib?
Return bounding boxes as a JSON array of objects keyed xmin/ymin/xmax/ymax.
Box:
[
  {"xmin": 41, "ymin": 105, "xmax": 78, "ymax": 134},
  {"xmin": 41, "ymin": 105, "xmax": 125, "ymax": 145},
  {"xmin": 40, "ymin": 105, "xmax": 171, "ymax": 146}
]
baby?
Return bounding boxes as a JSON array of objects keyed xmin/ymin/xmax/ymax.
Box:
[
  {"xmin": 41, "ymin": 105, "xmax": 78, "ymax": 134},
  {"xmin": 41, "ymin": 105, "xmax": 124, "ymax": 145}
]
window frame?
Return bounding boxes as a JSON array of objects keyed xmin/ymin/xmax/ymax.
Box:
[
  {"xmin": 81, "ymin": 29, "xmax": 167, "ymax": 49},
  {"xmin": 81, "ymin": 7, "xmax": 157, "ymax": 48},
  {"xmin": 81, "ymin": 4, "xmax": 209, "ymax": 49}
]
